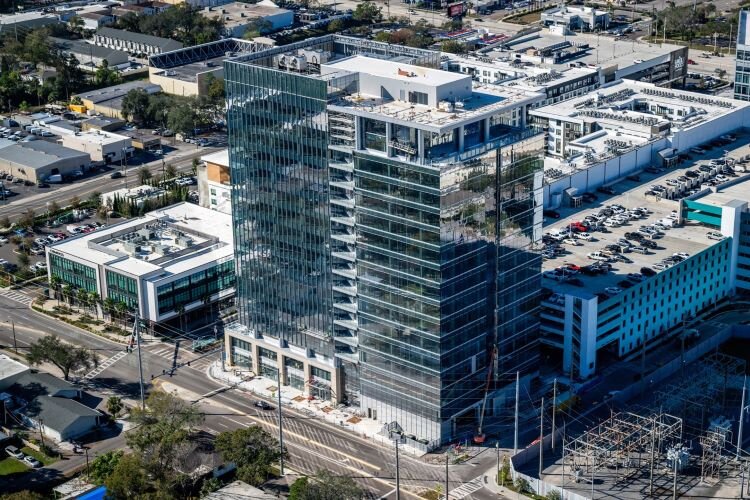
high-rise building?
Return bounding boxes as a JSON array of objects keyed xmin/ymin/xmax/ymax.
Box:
[
  {"xmin": 224, "ymin": 35, "xmax": 545, "ymax": 445},
  {"xmin": 736, "ymin": 10, "xmax": 750, "ymax": 101}
]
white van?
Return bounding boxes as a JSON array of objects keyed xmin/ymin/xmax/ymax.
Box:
[{"xmin": 658, "ymin": 217, "xmax": 676, "ymax": 228}]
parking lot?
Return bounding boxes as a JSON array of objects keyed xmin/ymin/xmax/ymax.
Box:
[{"xmin": 540, "ymin": 133, "xmax": 749, "ymax": 298}]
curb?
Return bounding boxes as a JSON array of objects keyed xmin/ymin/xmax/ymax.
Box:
[{"xmin": 29, "ymin": 302, "xmax": 130, "ymax": 346}]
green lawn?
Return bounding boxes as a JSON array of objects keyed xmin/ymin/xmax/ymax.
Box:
[
  {"xmin": 21, "ymin": 447, "xmax": 58, "ymax": 466},
  {"xmin": 0, "ymin": 457, "xmax": 29, "ymax": 476}
]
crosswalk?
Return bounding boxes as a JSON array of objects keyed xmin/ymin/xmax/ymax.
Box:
[
  {"xmin": 0, "ymin": 288, "xmax": 33, "ymax": 306},
  {"xmin": 146, "ymin": 345, "xmax": 218, "ymax": 372},
  {"xmin": 445, "ymin": 476, "xmax": 484, "ymax": 500},
  {"xmin": 84, "ymin": 351, "xmax": 128, "ymax": 379}
]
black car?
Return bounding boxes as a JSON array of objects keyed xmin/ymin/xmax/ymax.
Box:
[
  {"xmin": 110, "ymin": 171, "xmax": 124, "ymax": 179},
  {"xmin": 685, "ymin": 170, "xmax": 699, "ymax": 178},
  {"xmin": 642, "ymin": 240, "xmax": 658, "ymax": 249},
  {"xmin": 625, "ymin": 232, "xmax": 644, "ymax": 241},
  {"xmin": 640, "ymin": 267, "xmax": 657, "ymax": 277},
  {"xmin": 618, "ymin": 280, "xmax": 634, "ymax": 289},
  {"xmin": 626, "ymin": 174, "xmax": 641, "ymax": 182},
  {"xmin": 581, "ymin": 192, "xmax": 598, "ymax": 202},
  {"xmin": 597, "ymin": 186, "xmax": 616, "ymax": 195},
  {"xmin": 543, "ymin": 210, "xmax": 561, "ymax": 219},
  {"xmin": 254, "ymin": 400, "xmax": 274, "ymax": 410}
]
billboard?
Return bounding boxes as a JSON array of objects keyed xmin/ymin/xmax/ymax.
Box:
[{"xmin": 447, "ymin": 2, "xmax": 465, "ymax": 17}]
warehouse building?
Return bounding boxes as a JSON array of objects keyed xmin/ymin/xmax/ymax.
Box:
[
  {"xmin": 93, "ymin": 27, "xmax": 183, "ymax": 57},
  {"xmin": 61, "ymin": 130, "xmax": 134, "ymax": 163},
  {"xmin": 148, "ymin": 38, "xmax": 269, "ymax": 97},
  {"xmin": 540, "ymin": 5, "xmax": 610, "ymax": 32},
  {"xmin": 50, "ymin": 37, "xmax": 129, "ymax": 72},
  {"xmin": 74, "ymin": 80, "xmax": 162, "ymax": 118},
  {"xmin": 0, "ymin": 141, "xmax": 90, "ymax": 183},
  {"xmin": 46, "ymin": 203, "xmax": 235, "ymax": 331}
]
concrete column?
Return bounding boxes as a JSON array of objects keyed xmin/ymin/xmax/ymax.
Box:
[
  {"xmin": 304, "ymin": 362, "xmax": 313, "ymax": 399},
  {"xmin": 520, "ymin": 105, "xmax": 527, "ymax": 128},
  {"xmin": 331, "ymin": 366, "xmax": 343, "ymax": 404},
  {"xmin": 721, "ymin": 201, "xmax": 747, "ymax": 293},
  {"xmin": 457, "ymin": 125, "xmax": 465, "ymax": 153},
  {"xmin": 385, "ymin": 122, "xmax": 393, "ymax": 157},
  {"xmin": 417, "ymin": 129, "xmax": 425, "ymax": 160},
  {"xmin": 483, "ymin": 117, "xmax": 491, "ymax": 141},
  {"xmin": 277, "ymin": 353, "xmax": 286, "ymax": 386},
  {"xmin": 252, "ymin": 343, "xmax": 261, "ymax": 376}
]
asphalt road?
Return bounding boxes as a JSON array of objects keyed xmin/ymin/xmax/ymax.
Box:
[
  {"xmin": 0, "ymin": 291, "xmax": 498, "ymax": 499},
  {"xmin": 0, "ymin": 146, "xmax": 218, "ymax": 223}
]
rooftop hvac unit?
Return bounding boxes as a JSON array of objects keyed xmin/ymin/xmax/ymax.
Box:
[
  {"xmin": 176, "ymin": 236, "xmax": 194, "ymax": 247},
  {"xmin": 137, "ymin": 228, "xmax": 154, "ymax": 240},
  {"xmin": 287, "ymin": 55, "xmax": 307, "ymax": 71},
  {"xmin": 122, "ymin": 241, "xmax": 141, "ymax": 254}
]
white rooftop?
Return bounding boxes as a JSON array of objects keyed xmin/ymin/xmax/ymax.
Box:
[
  {"xmin": 201, "ymin": 149, "xmax": 229, "ymax": 167},
  {"xmin": 323, "ymin": 55, "xmax": 470, "ymax": 87},
  {"xmin": 49, "ymin": 203, "xmax": 234, "ymax": 279},
  {"xmin": 64, "ymin": 130, "xmax": 131, "ymax": 145},
  {"xmin": 0, "ymin": 355, "xmax": 29, "ymax": 382},
  {"xmin": 692, "ymin": 175, "xmax": 750, "ymax": 207}
]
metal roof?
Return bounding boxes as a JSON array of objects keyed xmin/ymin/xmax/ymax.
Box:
[
  {"xmin": 96, "ymin": 27, "xmax": 183, "ymax": 51},
  {"xmin": 0, "ymin": 141, "xmax": 90, "ymax": 170}
]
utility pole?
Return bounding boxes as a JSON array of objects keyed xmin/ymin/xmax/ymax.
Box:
[
  {"xmin": 38, "ymin": 419, "xmax": 45, "ymax": 449},
  {"xmin": 739, "ymin": 375, "xmax": 747, "ymax": 459},
  {"xmin": 134, "ymin": 312, "xmax": 145, "ymax": 411},
  {"xmin": 514, "ymin": 371, "xmax": 520, "ymax": 455},
  {"xmin": 10, "ymin": 319, "xmax": 17, "ymax": 354},
  {"xmin": 278, "ymin": 371, "xmax": 284, "ymax": 476},
  {"xmin": 445, "ymin": 448, "xmax": 450, "ymax": 500},
  {"xmin": 539, "ymin": 397, "xmax": 544, "ymax": 478},
  {"xmin": 552, "ymin": 378, "xmax": 557, "ymax": 451},
  {"xmin": 395, "ymin": 439, "xmax": 401, "ymax": 500}
]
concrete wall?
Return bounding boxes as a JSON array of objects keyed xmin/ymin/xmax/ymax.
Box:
[
  {"xmin": 61, "ymin": 134, "xmax": 132, "ymax": 162},
  {"xmin": 149, "ymin": 69, "xmax": 202, "ymax": 97}
]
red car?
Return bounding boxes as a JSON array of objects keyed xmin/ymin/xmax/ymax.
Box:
[{"xmin": 687, "ymin": 59, "xmax": 696, "ymax": 65}]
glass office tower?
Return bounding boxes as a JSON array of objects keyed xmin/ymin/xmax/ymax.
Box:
[{"xmin": 225, "ymin": 35, "xmax": 544, "ymax": 445}]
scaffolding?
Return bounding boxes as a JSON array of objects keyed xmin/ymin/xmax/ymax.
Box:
[{"xmin": 562, "ymin": 411, "xmax": 683, "ymax": 495}]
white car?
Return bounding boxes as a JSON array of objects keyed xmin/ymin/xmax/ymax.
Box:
[
  {"xmin": 562, "ymin": 238, "xmax": 580, "ymax": 246},
  {"xmin": 603, "ymin": 219, "xmax": 620, "ymax": 227},
  {"xmin": 0, "ymin": 236, "xmax": 8, "ymax": 244},
  {"xmin": 575, "ymin": 232, "xmax": 592, "ymax": 241},
  {"xmin": 605, "ymin": 287, "xmax": 623, "ymax": 295},
  {"xmin": 707, "ymin": 231, "xmax": 724, "ymax": 241},
  {"xmin": 22, "ymin": 455, "xmax": 41, "ymax": 468}
]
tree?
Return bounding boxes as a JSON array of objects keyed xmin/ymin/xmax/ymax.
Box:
[
  {"xmin": 94, "ymin": 60, "xmax": 122, "ymax": 87},
  {"xmin": 17, "ymin": 252, "xmax": 29, "ymax": 268},
  {"xmin": 353, "ymin": 1, "xmax": 382, "ymax": 22},
  {"xmin": 215, "ymin": 427, "xmax": 286, "ymax": 486},
  {"xmin": 88, "ymin": 191, "xmax": 102, "ymax": 207},
  {"xmin": 70, "ymin": 195, "xmax": 81, "ymax": 208},
  {"xmin": 165, "ymin": 164, "xmax": 177, "ymax": 180},
  {"xmin": 127, "ymin": 390, "xmax": 203, "ymax": 477},
  {"xmin": 104, "ymin": 454, "xmax": 149, "ymax": 498},
  {"xmin": 441, "ymin": 40, "xmax": 468, "ymax": 54},
  {"xmin": 68, "ymin": 15, "xmax": 85, "ymax": 35},
  {"xmin": 19, "ymin": 208, "xmax": 35, "ymax": 228},
  {"xmin": 191, "ymin": 158, "xmax": 199, "ymax": 176},
  {"xmin": 167, "ymin": 99, "xmax": 199, "ymax": 137},
  {"xmin": 0, "ymin": 492, "xmax": 43, "ymax": 500},
  {"xmin": 139, "ymin": 167, "xmax": 152, "ymax": 184},
  {"xmin": 107, "ymin": 396, "xmax": 124, "ymax": 417},
  {"xmin": 18, "ymin": 101, "xmax": 29, "ymax": 113},
  {"xmin": 199, "ymin": 477, "xmax": 223, "ymax": 497},
  {"xmin": 327, "ymin": 18, "xmax": 346, "ymax": 33},
  {"xmin": 49, "ymin": 200, "xmax": 60, "ymax": 214},
  {"xmin": 88, "ymin": 450, "xmax": 123, "ymax": 484},
  {"xmin": 0, "ymin": 215, "xmax": 10, "ymax": 229},
  {"xmin": 77, "ymin": 288, "xmax": 89, "ymax": 310},
  {"xmin": 546, "ymin": 490, "xmax": 562, "ymax": 500},
  {"xmin": 27, "ymin": 335, "xmax": 98, "ymax": 380},
  {"xmin": 288, "ymin": 470, "xmax": 364, "ymax": 499},
  {"xmin": 121, "ymin": 88, "xmax": 150, "ymax": 124}
]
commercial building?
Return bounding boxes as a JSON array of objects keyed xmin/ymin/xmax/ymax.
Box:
[
  {"xmin": 0, "ymin": 355, "xmax": 29, "ymax": 391},
  {"xmin": 0, "ymin": 11, "xmax": 60, "ymax": 33},
  {"xmin": 224, "ymin": 35, "xmax": 545, "ymax": 446},
  {"xmin": 484, "ymin": 27, "xmax": 688, "ymax": 88},
  {"xmin": 0, "ymin": 141, "xmax": 90, "ymax": 183},
  {"xmin": 79, "ymin": 11, "xmax": 116, "ymax": 31},
  {"xmin": 93, "ymin": 27, "xmax": 183, "ymax": 57},
  {"xmin": 82, "ymin": 116, "xmax": 127, "ymax": 132},
  {"xmin": 198, "ymin": 149, "xmax": 230, "ymax": 214},
  {"xmin": 101, "ymin": 184, "xmax": 166, "ymax": 209},
  {"xmin": 735, "ymin": 10, "xmax": 750, "ymax": 101},
  {"xmin": 148, "ymin": 38, "xmax": 269, "ymax": 97},
  {"xmin": 50, "ymin": 37, "xmax": 129, "ymax": 72},
  {"xmin": 61, "ymin": 130, "xmax": 134, "ymax": 163},
  {"xmin": 46, "ymin": 203, "xmax": 235, "ymax": 331},
  {"xmin": 74, "ymin": 80, "xmax": 162, "ymax": 118},
  {"xmin": 529, "ymin": 80, "xmax": 750, "ymax": 207},
  {"xmin": 200, "ymin": 1, "xmax": 293, "ymax": 37},
  {"xmin": 540, "ymin": 5, "xmax": 610, "ymax": 32}
]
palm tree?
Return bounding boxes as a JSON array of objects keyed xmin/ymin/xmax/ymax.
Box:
[
  {"xmin": 62, "ymin": 285, "xmax": 73, "ymax": 305},
  {"xmin": 49, "ymin": 276, "xmax": 61, "ymax": 304},
  {"xmin": 77, "ymin": 288, "xmax": 89, "ymax": 313},
  {"xmin": 103, "ymin": 297, "xmax": 116, "ymax": 323},
  {"xmin": 174, "ymin": 304, "xmax": 186, "ymax": 333},
  {"xmin": 88, "ymin": 292, "xmax": 101, "ymax": 319},
  {"xmin": 114, "ymin": 301, "xmax": 128, "ymax": 328}
]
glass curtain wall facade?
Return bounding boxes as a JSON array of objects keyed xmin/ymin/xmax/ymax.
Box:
[
  {"xmin": 356, "ymin": 134, "xmax": 544, "ymax": 441},
  {"xmin": 736, "ymin": 11, "xmax": 750, "ymax": 101},
  {"xmin": 226, "ymin": 63, "xmax": 335, "ymax": 354}
]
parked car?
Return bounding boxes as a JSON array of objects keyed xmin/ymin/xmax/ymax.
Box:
[
  {"xmin": 110, "ymin": 171, "xmax": 123, "ymax": 179},
  {"xmin": 597, "ymin": 186, "xmax": 616, "ymax": 195},
  {"xmin": 23, "ymin": 455, "xmax": 41, "ymax": 468},
  {"xmin": 543, "ymin": 210, "xmax": 560, "ymax": 219},
  {"xmin": 707, "ymin": 231, "xmax": 725, "ymax": 241},
  {"xmin": 4, "ymin": 446, "xmax": 23, "ymax": 459}
]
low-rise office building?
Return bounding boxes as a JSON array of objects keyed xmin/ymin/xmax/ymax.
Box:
[
  {"xmin": 101, "ymin": 184, "xmax": 167, "ymax": 209},
  {"xmin": 46, "ymin": 203, "xmax": 235, "ymax": 331},
  {"xmin": 79, "ymin": 11, "xmax": 116, "ymax": 31},
  {"xmin": 200, "ymin": 1, "xmax": 293, "ymax": 37},
  {"xmin": 0, "ymin": 141, "xmax": 90, "ymax": 183},
  {"xmin": 82, "ymin": 116, "xmax": 126, "ymax": 132},
  {"xmin": 61, "ymin": 130, "xmax": 134, "ymax": 163},
  {"xmin": 540, "ymin": 5, "xmax": 610, "ymax": 32},
  {"xmin": 198, "ymin": 149, "xmax": 230, "ymax": 214},
  {"xmin": 93, "ymin": 27, "xmax": 183, "ymax": 57}
]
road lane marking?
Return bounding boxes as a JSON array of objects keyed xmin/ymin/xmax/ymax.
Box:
[{"xmin": 226, "ymin": 417, "xmax": 253, "ymax": 427}]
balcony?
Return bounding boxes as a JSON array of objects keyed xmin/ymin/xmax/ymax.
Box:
[
  {"xmin": 334, "ymin": 301, "xmax": 357, "ymax": 314},
  {"xmin": 333, "ymin": 285, "xmax": 357, "ymax": 297}
]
